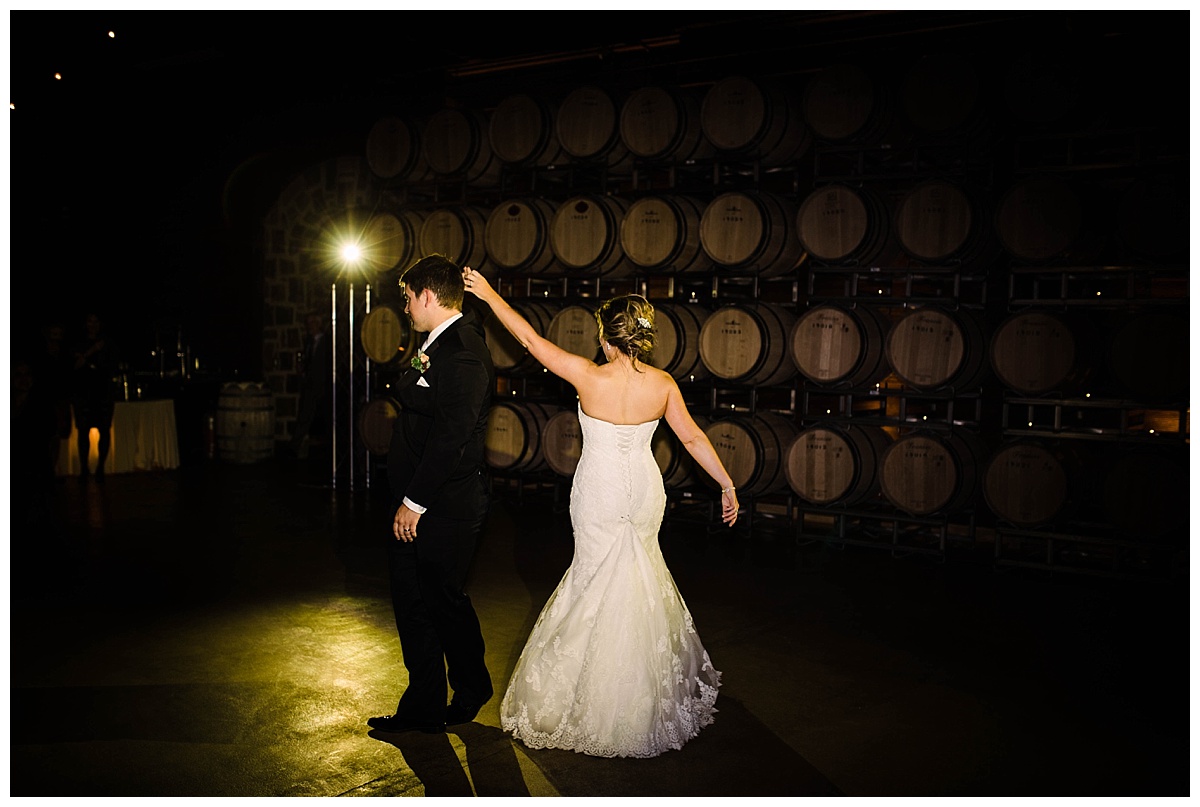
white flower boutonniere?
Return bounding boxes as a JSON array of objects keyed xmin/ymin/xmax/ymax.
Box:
[{"xmin": 411, "ymin": 349, "xmax": 430, "ymax": 374}]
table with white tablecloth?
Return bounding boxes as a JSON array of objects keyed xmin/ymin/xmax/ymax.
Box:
[{"xmin": 56, "ymin": 399, "xmax": 181, "ymax": 476}]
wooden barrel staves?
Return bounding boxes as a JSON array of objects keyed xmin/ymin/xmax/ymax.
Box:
[
  {"xmin": 422, "ymin": 107, "xmax": 502, "ymax": 186},
  {"xmin": 894, "ymin": 179, "xmax": 985, "ymax": 265},
  {"xmin": 418, "ymin": 205, "xmax": 490, "ymax": 273},
  {"xmin": 885, "ymin": 306, "xmax": 989, "ymax": 392},
  {"xmin": 989, "ymin": 311, "xmax": 1089, "ymax": 396},
  {"xmin": 488, "ymin": 93, "xmax": 565, "ymax": 168},
  {"xmin": 550, "ymin": 194, "xmax": 633, "ymax": 277},
  {"xmin": 994, "ymin": 175, "xmax": 1096, "ymax": 264},
  {"xmin": 542, "ymin": 408, "xmax": 583, "ymax": 477},
  {"xmin": 900, "ymin": 53, "xmax": 987, "ymax": 139},
  {"xmin": 647, "ymin": 302, "xmax": 710, "ymax": 382},
  {"xmin": 358, "ymin": 397, "xmax": 401, "ymax": 456},
  {"xmin": 700, "ymin": 75, "xmax": 811, "ymax": 166},
  {"xmin": 216, "ymin": 382, "xmax": 275, "ymax": 464},
  {"xmin": 546, "ymin": 304, "xmax": 601, "ymax": 362},
  {"xmin": 1115, "ymin": 173, "xmax": 1189, "ymax": 261},
  {"xmin": 484, "ymin": 300, "xmax": 557, "ymax": 376},
  {"xmin": 361, "ymin": 209, "xmax": 425, "ymax": 278},
  {"xmin": 699, "ymin": 190, "xmax": 804, "ymax": 277},
  {"xmin": 555, "ymin": 85, "xmax": 632, "ymax": 170},
  {"xmin": 1100, "ymin": 448, "xmax": 1188, "ymax": 540},
  {"xmin": 699, "ymin": 302, "xmax": 797, "ymax": 387},
  {"xmin": 880, "ymin": 429, "xmax": 989, "ymax": 516},
  {"xmin": 484, "ymin": 198, "xmax": 557, "ymax": 275},
  {"xmin": 983, "ymin": 439, "xmax": 1073, "ymax": 527},
  {"xmin": 704, "ymin": 412, "xmax": 799, "ymax": 497},
  {"xmin": 795, "ymin": 183, "xmax": 891, "ymax": 267},
  {"xmin": 790, "ymin": 303, "xmax": 891, "ymax": 389},
  {"xmin": 361, "ymin": 306, "xmax": 417, "ymax": 366},
  {"xmin": 619, "ymin": 84, "xmax": 715, "ymax": 164},
  {"xmin": 619, "ymin": 194, "xmax": 713, "ymax": 275},
  {"xmin": 365, "ymin": 115, "xmax": 432, "ymax": 182},
  {"xmin": 802, "ymin": 62, "xmax": 895, "ymax": 145},
  {"xmin": 1107, "ymin": 311, "xmax": 1189, "ymax": 404},
  {"xmin": 785, "ymin": 423, "xmax": 892, "ymax": 506},
  {"xmin": 484, "ymin": 401, "xmax": 560, "ymax": 472}
]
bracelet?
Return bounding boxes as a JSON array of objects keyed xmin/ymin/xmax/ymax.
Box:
[{"xmin": 721, "ymin": 486, "xmax": 735, "ymax": 494}]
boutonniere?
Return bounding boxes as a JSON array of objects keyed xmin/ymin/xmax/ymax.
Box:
[{"xmin": 410, "ymin": 349, "xmax": 430, "ymax": 374}]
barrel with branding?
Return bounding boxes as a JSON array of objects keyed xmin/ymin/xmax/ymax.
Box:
[
  {"xmin": 422, "ymin": 108, "xmax": 502, "ymax": 186},
  {"xmin": 620, "ymin": 194, "xmax": 713, "ymax": 275},
  {"xmin": 705, "ymin": 412, "xmax": 800, "ymax": 497},
  {"xmin": 550, "ymin": 194, "xmax": 633, "ymax": 277},
  {"xmin": 418, "ymin": 205, "xmax": 490, "ymax": 273},
  {"xmin": 648, "ymin": 302, "xmax": 710, "ymax": 382},
  {"xmin": 701, "ymin": 75, "xmax": 811, "ymax": 165},
  {"xmin": 699, "ymin": 190, "xmax": 804, "ymax": 277},
  {"xmin": 785, "ymin": 423, "xmax": 892, "ymax": 505},
  {"xmin": 547, "ymin": 304, "xmax": 601, "ymax": 361},
  {"xmin": 885, "ymin": 306, "xmax": 989, "ymax": 391},
  {"xmin": 542, "ymin": 408, "xmax": 584, "ymax": 476},
  {"xmin": 983, "ymin": 439, "xmax": 1075, "ymax": 527},
  {"xmin": 365, "ymin": 115, "xmax": 432, "ymax": 182},
  {"xmin": 483, "ymin": 300, "xmax": 558, "ymax": 376},
  {"xmin": 485, "ymin": 401, "xmax": 560, "ymax": 472},
  {"xmin": 555, "ymin": 85, "xmax": 632, "ymax": 170},
  {"xmin": 880, "ymin": 429, "xmax": 989, "ymax": 516},
  {"xmin": 1107, "ymin": 311, "xmax": 1189, "ymax": 403},
  {"xmin": 894, "ymin": 179, "xmax": 985, "ymax": 264},
  {"xmin": 484, "ymin": 198, "xmax": 557, "ymax": 274},
  {"xmin": 653, "ymin": 414, "xmax": 710, "ymax": 489},
  {"xmin": 216, "ymin": 382, "xmax": 276, "ymax": 464},
  {"xmin": 796, "ymin": 183, "xmax": 891, "ymax": 266},
  {"xmin": 994, "ymin": 175, "xmax": 1100, "ymax": 264},
  {"xmin": 790, "ymin": 303, "xmax": 891, "ymax": 389},
  {"xmin": 358, "ymin": 397, "xmax": 401, "ymax": 456},
  {"xmin": 361, "ymin": 306, "xmax": 418, "ymax": 366},
  {"xmin": 619, "ymin": 84, "xmax": 716, "ymax": 164},
  {"xmin": 362, "ymin": 209, "xmax": 426, "ymax": 276},
  {"xmin": 488, "ymin": 93, "xmax": 565, "ymax": 167},
  {"xmin": 802, "ymin": 62, "xmax": 895, "ymax": 145},
  {"xmin": 699, "ymin": 302, "xmax": 797, "ymax": 387},
  {"xmin": 989, "ymin": 311, "xmax": 1091, "ymax": 396}
]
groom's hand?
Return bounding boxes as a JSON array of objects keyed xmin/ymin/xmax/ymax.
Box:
[{"xmin": 393, "ymin": 504, "xmax": 421, "ymax": 542}]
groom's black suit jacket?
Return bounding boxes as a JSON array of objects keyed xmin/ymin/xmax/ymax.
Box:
[{"xmin": 387, "ymin": 309, "xmax": 494, "ymax": 521}]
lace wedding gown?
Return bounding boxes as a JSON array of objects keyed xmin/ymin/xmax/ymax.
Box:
[{"xmin": 499, "ymin": 405, "xmax": 721, "ymax": 758}]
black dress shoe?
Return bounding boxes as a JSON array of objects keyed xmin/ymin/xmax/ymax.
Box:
[
  {"xmin": 367, "ymin": 714, "xmax": 445, "ymax": 734},
  {"xmin": 445, "ymin": 702, "xmax": 483, "ymax": 726}
]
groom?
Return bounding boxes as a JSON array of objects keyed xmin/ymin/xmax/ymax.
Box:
[{"xmin": 369, "ymin": 254, "xmax": 496, "ymax": 735}]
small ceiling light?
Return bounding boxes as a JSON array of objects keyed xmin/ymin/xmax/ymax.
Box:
[
  {"xmin": 54, "ymin": 72, "xmax": 62, "ymax": 80},
  {"xmin": 339, "ymin": 243, "xmax": 361, "ymax": 263},
  {"xmin": 108, "ymin": 31, "xmax": 116, "ymax": 38}
]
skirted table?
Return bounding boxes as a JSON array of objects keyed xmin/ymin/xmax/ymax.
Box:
[{"xmin": 56, "ymin": 398, "xmax": 181, "ymax": 476}]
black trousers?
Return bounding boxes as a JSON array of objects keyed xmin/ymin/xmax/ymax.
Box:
[{"xmin": 387, "ymin": 510, "xmax": 492, "ymax": 722}]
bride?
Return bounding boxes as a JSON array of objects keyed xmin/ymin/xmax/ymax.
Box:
[{"xmin": 463, "ymin": 267, "xmax": 739, "ymax": 759}]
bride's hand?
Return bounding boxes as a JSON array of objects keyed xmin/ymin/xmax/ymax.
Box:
[
  {"xmin": 462, "ymin": 267, "xmax": 496, "ymax": 303},
  {"xmin": 721, "ymin": 489, "xmax": 739, "ymax": 526}
]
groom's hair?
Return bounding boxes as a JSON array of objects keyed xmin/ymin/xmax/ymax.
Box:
[{"xmin": 400, "ymin": 254, "xmax": 464, "ymax": 310}]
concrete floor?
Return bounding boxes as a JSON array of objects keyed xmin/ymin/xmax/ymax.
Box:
[{"xmin": 8, "ymin": 454, "xmax": 1189, "ymax": 797}]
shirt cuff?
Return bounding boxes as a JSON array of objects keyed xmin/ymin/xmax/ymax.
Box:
[{"xmin": 402, "ymin": 496, "xmax": 427, "ymax": 515}]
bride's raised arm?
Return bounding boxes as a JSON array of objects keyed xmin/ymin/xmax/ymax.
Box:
[{"xmin": 463, "ymin": 267, "xmax": 595, "ymax": 388}]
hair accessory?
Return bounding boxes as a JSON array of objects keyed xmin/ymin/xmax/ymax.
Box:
[{"xmin": 636, "ymin": 316, "xmax": 651, "ymax": 329}]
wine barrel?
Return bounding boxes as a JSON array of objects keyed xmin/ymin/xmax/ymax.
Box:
[
  {"xmin": 652, "ymin": 414, "xmax": 710, "ymax": 489},
  {"xmin": 880, "ymin": 429, "xmax": 989, "ymax": 516},
  {"xmin": 704, "ymin": 412, "xmax": 799, "ymax": 496},
  {"xmin": 1100, "ymin": 448, "xmax": 1188, "ymax": 539},
  {"xmin": 361, "ymin": 306, "xmax": 418, "ymax": 366},
  {"xmin": 885, "ymin": 306, "xmax": 989, "ymax": 391},
  {"xmin": 484, "ymin": 401, "xmax": 560, "ymax": 472},
  {"xmin": 358, "ymin": 397, "xmax": 401, "ymax": 456},
  {"xmin": 802, "ymin": 62, "xmax": 895, "ymax": 145},
  {"xmin": 1115, "ymin": 173, "xmax": 1188, "ymax": 260},
  {"xmin": 484, "ymin": 198, "xmax": 557, "ymax": 274},
  {"xmin": 994, "ymin": 175, "xmax": 1100, "ymax": 264},
  {"xmin": 216, "ymin": 382, "xmax": 275, "ymax": 464},
  {"xmin": 790, "ymin": 303, "xmax": 891, "ymax": 389},
  {"xmin": 542, "ymin": 408, "xmax": 583, "ymax": 476},
  {"xmin": 900, "ymin": 53, "xmax": 985, "ymax": 137},
  {"xmin": 894, "ymin": 179, "xmax": 985, "ymax": 264},
  {"xmin": 488, "ymin": 93, "xmax": 565, "ymax": 167},
  {"xmin": 648, "ymin": 302, "xmax": 710, "ymax": 382},
  {"xmin": 550, "ymin": 194, "xmax": 633, "ymax": 277},
  {"xmin": 418, "ymin": 205, "xmax": 490, "ymax": 273},
  {"xmin": 700, "ymin": 75, "xmax": 811, "ymax": 165},
  {"xmin": 699, "ymin": 302, "xmax": 797, "ymax": 387},
  {"xmin": 1002, "ymin": 50, "xmax": 1099, "ymax": 130},
  {"xmin": 361, "ymin": 209, "xmax": 425, "ymax": 276},
  {"xmin": 365, "ymin": 114, "xmax": 432, "ymax": 181},
  {"xmin": 619, "ymin": 194, "xmax": 713, "ymax": 275},
  {"xmin": 983, "ymin": 439, "xmax": 1074, "ymax": 527},
  {"xmin": 1107, "ymin": 312, "xmax": 1189, "ymax": 404},
  {"xmin": 795, "ymin": 183, "xmax": 891, "ymax": 266},
  {"xmin": 483, "ymin": 300, "xmax": 558, "ymax": 376},
  {"xmin": 546, "ymin": 304, "xmax": 600, "ymax": 361},
  {"xmin": 699, "ymin": 190, "xmax": 804, "ymax": 277},
  {"xmin": 989, "ymin": 311, "xmax": 1090, "ymax": 396},
  {"xmin": 785, "ymin": 423, "xmax": 892, "ymax": 505},
  {"xmin": 555, "ymin": 85, "xmax": 632, "ymax": 169},
  {"xmin": 619, "ymin": 84, "xmax": 715, "ymax": 163},
  {"xmin": 422, "ymin": 108, "xmax": 502, "ymax": 186}
]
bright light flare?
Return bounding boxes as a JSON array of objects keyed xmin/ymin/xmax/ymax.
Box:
[
  {"xmin": 108, "ymin": 31, "xmax": 116, "ymax": 38},
  {"xmin": 340, "ymin": 243, "xmax": 362, "ymax": 263},
  {"xmin": 54, "ymin": 72, "xmax": 62, "ymax": 80}
]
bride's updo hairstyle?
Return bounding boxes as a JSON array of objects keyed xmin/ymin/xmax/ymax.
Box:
[{"xmin": 595, "ymin": 294, "xmax": 656, "ymax": 363}]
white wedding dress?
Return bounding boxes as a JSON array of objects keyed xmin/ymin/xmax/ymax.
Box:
[{"xmin": 499, "ymin": 405, "xmax": 721, "ymax": 758}]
